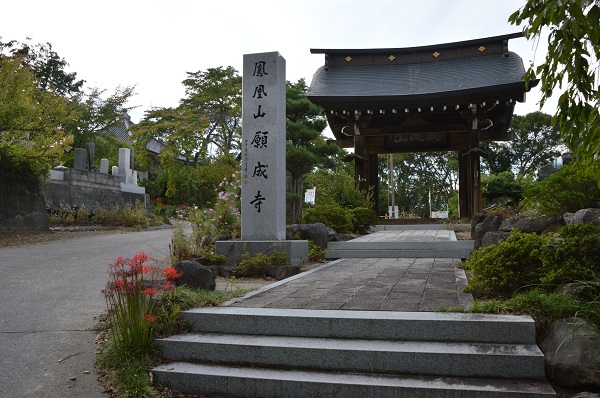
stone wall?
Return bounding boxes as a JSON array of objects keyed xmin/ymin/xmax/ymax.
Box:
[
  {"xmin": 0, "ymin": 177, "xmax": 49, "ymax": 233},
  {"xmin": 43, "ymin": 168, "xmax": 147, "ymax": 213}
]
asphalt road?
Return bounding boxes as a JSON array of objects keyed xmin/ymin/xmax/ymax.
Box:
[{"xmin": 0, "ymin": 228, "xmax": 173, "ymax": 398}]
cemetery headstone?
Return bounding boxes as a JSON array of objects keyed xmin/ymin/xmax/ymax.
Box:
[
  {"xmin": 100, "ymin": 159, "xmax": 109, "ymax": 174},
  {"xmin": 74, "ymin": 148, "xmax": 87, "ymax": 170}
]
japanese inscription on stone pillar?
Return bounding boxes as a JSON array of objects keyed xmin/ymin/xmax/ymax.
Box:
[{"xmin": 241, "ymin": 52, "xmax": 286, "ymax": 240}]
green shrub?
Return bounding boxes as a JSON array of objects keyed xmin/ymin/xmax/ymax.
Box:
[
  {"xmin": 236, "ymin": 251, "xmax": 291, "ymax": 277},
  {"xmin": 308, "ymin": 241, "xmax": 326, "ymax": 262},
  {"xmin": 351, "ymin": 207, "xmax": 378, "ymax": 234},
  {"xmin": 521, "ymin": 166, "xmax": 600, "ymax": 217},
  {"xmin": 302, "ymin": 204, "xmax": 354, "ymax": 234},
  {"xmin": 464, "ymin": 230, "xmax": 546, "ymax": 298},
  {"xmin": 540, "ymin": 224, "xmax": 600, "ymax": 285}
]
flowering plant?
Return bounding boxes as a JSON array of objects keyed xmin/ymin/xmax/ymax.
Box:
[
  {"xmin": 103, "ymin": 252, "xmax": 181, "ymax": 356},
  {"xmin": 190, "ymin": 171, "xmax": 241, "ymax": 243}
]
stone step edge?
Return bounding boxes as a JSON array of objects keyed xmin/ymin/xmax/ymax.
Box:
[
  {"xmin": 324, "ymin": 249, "xmax": 473, "ymax": 258},
  {"xmin": 181, "ymin": 307, "xmax": 537, "ymax": 344},
  {"xmin": 152, "ymin": 362, "xmax": 556, "ymax": 397},
  {"xmin": 327, "ymin": 241, "xmax": 475, "ymax": 250},
  {"xmin": 156, "ymin": 333, "xmax": 545, "ymax": 379}
]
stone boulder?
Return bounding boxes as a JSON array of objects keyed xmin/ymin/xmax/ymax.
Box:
[
  {"xmin": 471, "ymin": 213, "xmax": 503, "ymax": 250},
  {"xmin": 573, "ymin": 393, "xmax": 600, "ymax": 398},
  {"xmin": 499, "ymin": 216, "xmax": 556, "ymax": 234},
  {"xmin": 264, "ymin": 265, "xmax": 301, "ymax": 280},
  {"xmin": 564, "ymin": 212, "xmax": 576, "ymax": 226},
  {"xmin": 286, "ymin": 223, "xmax": 329, "ymax": 249},
  {"xmin": 481, "ymin": 231, "xmax": 512, "ymax": 248},
  {"xmin": 571, "ymin": 208, "xmax": 600, "ymax": 225},
  {"xmin": 540, "ymin": 318, "xmax": 600, "ymax": 389},
  {"xmin": 173, "ymin": 259, "xmax": 216, "ymax": 290}
]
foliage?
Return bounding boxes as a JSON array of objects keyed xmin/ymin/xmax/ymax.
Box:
[
  {"xmin": 379, "ymin": 152, "xmax": 458, "ymax": 218},
  {"xmin": 470, "ymin": 289, "xmax": 581, "ymax": 326},
  {"xmin": 180, "ymin": 66, "xmax": 242, "ymax": 155},
  {"xmin": 0, "ymin": 53, "xmax": 74, "ymax": 182},
  {"xmin": 464, "ymin": 225, "xmax": 600, "ymax": 297},
  {"xmin": 93, "ymin": 203, "xmax": 149, "ymax": 228},
  {"xmin": 509, "ymin": 1, "xmax": 600, "ymax": 181},
  {"xmin": 481, "ymin": 172, "xmax": 532, "ymax": 209},
  {"xmin": 307, "ymin": 241, "xmax": 326, "ymax": 262},
  {"xmin": 520, "ymin": 166, "xmax": 600, "ymax": 217},
  {"xmin": 189, "ymin": 170, "xmax": 241, "ymax": 244},
  {"xmin": 481, "ymin": 112, "xmax": 562, "ymax": 178},
  {"xmin": 351, "ymin": 207, "xmax": 378, "ymax": 234},
  {"xmin": 1, "ymin": 38, "xmax": 135, "ymax": 179},
  {"xmin": 304, "ymin": 168, "xmax": 373, "ymax": 209},
  {"xmin": 236, "ymin": 251, "xmax": 291, "ymax": 277},
  {"xmin": 102, "ymin": 252, "xmax": 182, "ymax": 358},
  {"xmin": 286, "ymin": 79, "xmax": 344, "ymax": 223},
  {"xmin": 152, "ymin": 286, "xmax": 248, "ymax": 338},
  {"xmin": 131, "ymin": 66, "xmax": 241, "ymax": 171},
  {"xmin": 98, "ymin": 284, "xmax": 250, "ymax": 397},
  {"xmin": 463, "ymin": 231, "xmax": 546, "ymax": 297},
  {"xmin": 541, "ymin": 224, "xmax": 600, "ymax": 285},
  {"xmin": 302, "ymin": 204, "xmax": 354, "ymax": 234}
]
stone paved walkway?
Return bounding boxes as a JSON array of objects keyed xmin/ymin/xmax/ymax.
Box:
[{"xmin": 226, "ymin": 229, "xmax": 474, "ymax": 312}]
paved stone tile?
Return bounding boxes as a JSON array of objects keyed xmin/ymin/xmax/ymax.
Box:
[{"xmin": 227, "ymin": 229, "xmax": 474, "ymax": 312}]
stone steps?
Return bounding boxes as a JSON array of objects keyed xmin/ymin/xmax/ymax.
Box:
[
  {"xmin": 325, "ymin": 240, "xmax": 475, "ymax": 259},
  {"xmin": 152, "ymin": 307, "xmax": 555, "ymax": 397}
]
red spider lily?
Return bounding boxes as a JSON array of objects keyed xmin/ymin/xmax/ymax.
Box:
[
  {"xmin": 143, "ymin": 314, "xmax": 155, "ymax": 322},
  {"xmin": 164, "ymin": 267, "xmax": 182, "ymax": 281},
  {"xmin": 144, "ymin": 287, "xmax": 158, "ymax": 297}
]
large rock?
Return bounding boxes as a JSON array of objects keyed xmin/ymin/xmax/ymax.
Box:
[
  {"xmin": 173, "ymin": 260, "xmax": 216, "ymax": 291},
  {"xmin": 286, "ymin": 223, "xmax": 330, "ymax": 249},
  {"xmin": 564, "ymin": 212, "xmax": 576, "ymax": 226},
  {"xmin": 571, "ymin": 208, "xmax": 600, "ymax": 225},
  {"xmin": 481, "ymin": 231, "xmax": 512, "ymax": 248},
  {"xmin": 264, "ymin": 265, "xmax": 301, "ymax": 280},
  {"xmin": 471, "ymin": 213, "xmax": 503, "ymax": 250},
  {"xmin": 499, "ymin": 216, "xmax": 555, "ymax": 234},
  {"xmin": 540, "ymin": 318, "xmax": 600, "ymax": 389}
]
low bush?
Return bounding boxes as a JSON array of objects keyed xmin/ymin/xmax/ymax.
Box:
[
  {"xmin": 541, "ymin": 224, "xmax": 600, "ymax": 286},
  {"xmin": 464, "ymin": 225, "xmax": 600, "ymax": 298},
  {"xmin": 236, "ymin": 251, "xmax": 291, "ymax": 277},
  {"xmin": 463, "ymin": 230, "xmax": 546, "ymax": 298},
  {"xmin": 302, "ymin": 204, "xmax": 354, "ymax": 234},
  {"xmin": 351, "ymin": 207, "xmax": 378, "ymax": 234}
]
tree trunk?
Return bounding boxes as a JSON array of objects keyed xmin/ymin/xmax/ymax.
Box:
[{"xmin": 286, "ymin": 172, "xmax": 304, "ymax": 225}]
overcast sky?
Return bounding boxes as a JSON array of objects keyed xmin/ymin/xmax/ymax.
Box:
[{"xmin": 2, "ymin": 0, "xmax": 553, "ymax": 123}]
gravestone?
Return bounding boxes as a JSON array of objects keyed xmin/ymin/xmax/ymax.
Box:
[
  {"xmin": 216, "ymin": 52, "xmax": 308, "ymax": 267},
  {"xmin": 87, "ymin": 142, "xmax": 95, "ymax": 171},
  {"xmin": 111, "ymin": 166, "xmax": 119, "ymax": 176},
  {"xmin": 74, "ymin": 148, "xmax": 87, "ymax": 170},
  {"xmin": 100, "ymin": 159, "xmax": 109, "ymax": 174},
  {"xmin": 118, "ymin": 148, "xmax": 131, "ymax": 183}
]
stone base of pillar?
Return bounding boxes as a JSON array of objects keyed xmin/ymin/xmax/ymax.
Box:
[{"xmin": 215, "ymin": 240, "xmax": 309, "ymax": 270}]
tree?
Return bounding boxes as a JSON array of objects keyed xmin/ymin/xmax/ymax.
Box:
[
  {"xmin": 509, "ymin": 1, "xmax": 600, "ymax": 179},
  {"xmin": 285, "ymin": 79, "xmax": 344, "ymax": 223},
  {"xmin": 1, "ymin": 38, "xmax": 84, "ymax": 97},
  {"xmin": 380, "ymin": 152, "xmax": 458, "ymax": 218},
  {"xmin": 1, "ymin": 38, "xmax": 136, "ymax": 171},
  {"xmin": 180, "ymin": 66, "xmax": 242, "ymax": 156},
  {"xmin": 0, "ymin": 53, "xmax": 73, "ymax": 182},
  {"xmin": 481, "ymin": 112, "xmax": 562, "ymax": 178}
]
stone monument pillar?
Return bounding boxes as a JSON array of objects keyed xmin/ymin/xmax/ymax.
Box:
[{"xmin": 216, "ymin": 52, "xmax": 308, "ymax": 268}]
